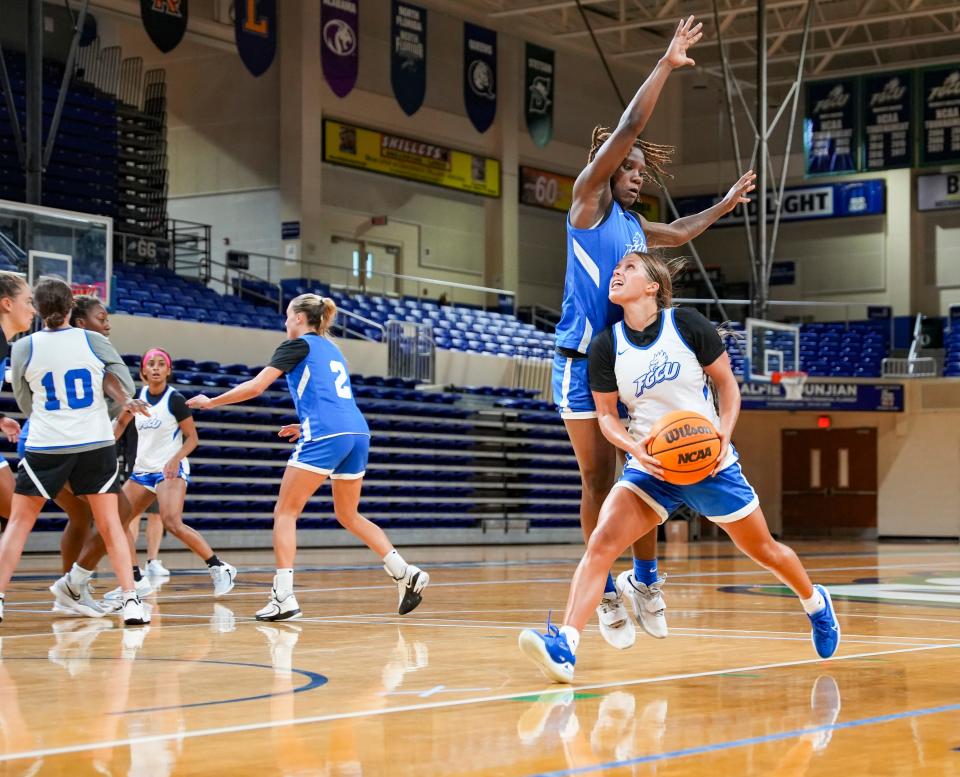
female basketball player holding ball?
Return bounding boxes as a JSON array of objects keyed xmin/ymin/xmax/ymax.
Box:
[
  {"xmin": 187, "ymin": 294, "xmax": 428, "ymax": 621},
  {"xmin": 556, "ymin": 14, "xmax": 756, "ymax": 649},
  {"xmin": 521, "ymin": 253, "xmax": 840, "ymax": 682}
]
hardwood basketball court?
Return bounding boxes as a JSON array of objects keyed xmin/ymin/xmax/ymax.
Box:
[{"xmin": 1, "ymin": 541, "xmax": 959, "ymax": 775}]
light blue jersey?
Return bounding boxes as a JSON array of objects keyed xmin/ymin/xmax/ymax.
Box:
[
  {"xmin": 555, "ymin": 200, "xmax": 647, "ymax": 354},
  {"xmin": 273, "ymin": 334, "xmax": 369, "ymax": 442}
]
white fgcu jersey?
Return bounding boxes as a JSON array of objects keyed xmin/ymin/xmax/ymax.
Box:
[
  {"xmin": 133, "ymin": 386, "xmax": 190, "ymax": 475},
  {"xmin": 612, "ymin": 308, "xmax": 738, "ymax": 475},
  {"xmin": 23, "ymin": 329, "xmax": 114, "ymax": 451}
]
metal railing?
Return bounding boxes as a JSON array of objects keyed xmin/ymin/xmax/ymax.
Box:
[
  {"xmin": 332, "ymin": 310, "xmax": 385, "ymax": 343},
  {"xmin": 386, "ymin": 320, "xmax": 435, "ymax": 382},
  {"xmin": 513, "ymin": 355, "xmax": 552, "ymax": 399},
  {"xmin": 225, "ymin": 250, "xmax": 517, "ymax": 313},
  {"xmin": 882, "ymin": 313, "xmax": 939, "ymax": 378}
]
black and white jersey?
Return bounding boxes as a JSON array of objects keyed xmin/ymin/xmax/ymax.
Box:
[{"xmin": 589, "ymin": 307, "xmax": 737, "ymax": 475}]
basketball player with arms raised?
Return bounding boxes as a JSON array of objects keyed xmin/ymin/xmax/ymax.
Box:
[
  {"xmin": 522, "ymin": 252, "xmax": 840, "ymax": 682},
  {"xmin": 555, "ymin": 15, "xmax": 756, "ymax": 649}
]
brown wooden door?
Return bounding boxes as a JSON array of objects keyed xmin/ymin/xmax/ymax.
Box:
[{"xmin": 781, "ymin": 428, "xmax": 878, "ymax": 537}]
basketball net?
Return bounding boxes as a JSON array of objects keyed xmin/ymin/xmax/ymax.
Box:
[{"xmin": 772, "ymin": 370, "xmax": 808, "ymax": 401}]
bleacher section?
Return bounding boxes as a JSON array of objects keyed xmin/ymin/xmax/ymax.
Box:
[
  {"xmin": 0, "ymin": 360, "xmax": 581, "ymax": 537},
  {"xmin": 724, "ymin": 320, "xmax": 890, "ymax": 378},
  {"xmin": 0, "ymin": 53, "xmax": 118, "ymax": 217}
]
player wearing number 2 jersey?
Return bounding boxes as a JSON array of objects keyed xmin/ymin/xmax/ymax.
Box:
[{"xmin": 187, "ymin": 294, "xmax": 429, "ymax": 622}]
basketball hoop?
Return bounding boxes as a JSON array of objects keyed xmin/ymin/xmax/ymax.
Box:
[{"xmin": 772, "ymin": 370, "xmax": 808, "ymax": 401}]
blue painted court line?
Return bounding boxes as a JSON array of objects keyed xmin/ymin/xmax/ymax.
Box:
[
  {"xmin": 527, "ymin": 701, "xmax": 960, "ymax": 776},
  {"xmin": 4, "ymin": 656, "xmax": 327, "ymax": 713}
]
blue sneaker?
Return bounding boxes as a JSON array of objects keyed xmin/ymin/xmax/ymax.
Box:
[
  {"xmin": 519, "ymin": 617, "xmax": 576, "ymax": 684},
  {"xmin": 807, "ymin": 585, "xmax": 840, "ymax": 658}
]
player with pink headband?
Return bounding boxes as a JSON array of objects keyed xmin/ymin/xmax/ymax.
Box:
[{"xmin": 50, "ymin": 347, "xmax": 238, "ymax": 609}]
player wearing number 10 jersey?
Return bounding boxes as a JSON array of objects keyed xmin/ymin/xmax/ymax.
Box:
[{"xmin": 187, "ymin": 294, "xmax": 429, "ymax": 622}]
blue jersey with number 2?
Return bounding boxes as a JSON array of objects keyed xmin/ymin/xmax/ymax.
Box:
[{"xmin": 286, "ymin": 336, "xmax": 369, "ymax": 442}]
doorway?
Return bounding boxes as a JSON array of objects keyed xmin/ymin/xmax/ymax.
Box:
[
  {"xmin": 329, "ymin": 237, "xmax": 401, "ymax": 295},
  {"xmin": 781, "ymin": 428, "xmax": 878, "ymax": 538}
]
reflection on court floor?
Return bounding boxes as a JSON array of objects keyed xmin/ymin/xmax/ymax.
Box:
[{"xmin": 1, "ymin": 541, "xmax": 959, "ymax": 776}]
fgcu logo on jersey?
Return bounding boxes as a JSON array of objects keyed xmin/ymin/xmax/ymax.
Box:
[
  {"xmin": 625, "ymin": 231, "xmax": 647, "ymax": 254},
  {"xmin": 138, "ymin": 416, "xmax": 163, "ymax": 430},
  {"xmin": 633, "ymin": 350, "xmax": 680, "ymax": 397}
]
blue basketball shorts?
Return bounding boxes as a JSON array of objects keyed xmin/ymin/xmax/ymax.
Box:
[
  {"xmin": 289, "ymin": 433, "xmax": 369, "ymax": 479},
  {"xmin": 614, "ymin": 461, "xmax": 759, "ymax": 524},
  {"xmin": 552, "ymin": 354, "xmax": 627, "ymax": 420},
  {"xmin": 130, "ymin": 462, "xmax": 190, "ymax": 493}
]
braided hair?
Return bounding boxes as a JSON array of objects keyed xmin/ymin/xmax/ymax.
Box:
[{"xmin": 588, "ymin": 126, "xmax": 674, "ymax": 188}]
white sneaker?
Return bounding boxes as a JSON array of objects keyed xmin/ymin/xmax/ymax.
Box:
[
  {"xmin": 257, "ymin": 624, "xmax": 302, "ymax": 675},
  {"xmin": 392, "ymin": 564, "xmax": 429, "ymax": 615},
  {"xmin": 255, "ymin": 589, "xmax": 302, "ymax": 622},
  {"xmin": 596, "ymin": 588, "xmax": 636, "ymax": 650},
  {"xmin": 209, "ymin": 562, "xmax": 237, "ymax": 597},
  {"xmin": 103, "ymin": 577, "xmax": 154, "ymax": 601},
  {"xmin": 122, "ymin": 596, "xmax": 151, "ymax": 626},
  {"xmin": 145, "ymin": 559, "xmax": 171, "ymax": 579},
  {"xmin": 50, "ymin": 575, "xmax": 107, "ymax": 618},
  {"xmin": 122, "ymin": 625, "xmax": 150, "ymax": 657},
  {"xmin": 617, "ymin": 571, "xmax": 668, "ymax": 639},
  {"xmin": 211, "ymin": 603, "xmax": 236, "ymax": 634}
]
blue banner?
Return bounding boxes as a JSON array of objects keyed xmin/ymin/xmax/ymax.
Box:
[
  {"xmin": 463, "ymin": 22, "xmax": 497, "ymax": 133},
  {"xmin": 769, "ymin": 261, "xmax": 795, "ymax": 286},
  {"xmin": 524, "ymin": 43, "xmax": 554, "ymax": 147},
  {"xmin": 919, "ymin": 65, "xmax": 960, "ymax": 167},
  {"xmin": 862, "ymin": 70, "xmax": 913, "ymax": 170},
  {"xmin": 235, "ymin": 0, "xmax": 276, "ymax": 77},
  {"xmin": 672, "ymin": 180, "xmax": 885, "ymax": 227},
  {"xmin": 140, "ymin": 0, "xmax": 188, "ymax": 54},
  {"xmin": 741, "ymin": 381, "xmax": 904, "ymax": 412},
  {"xmin": 391, "ymin": 1, "xmax": 427, "ymax": 116},
  {"xmin": 804, "ymin": 78, "xmax": 860, "ymax": 175}
]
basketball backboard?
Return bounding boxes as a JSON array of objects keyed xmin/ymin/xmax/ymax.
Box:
[
  {"xmin": 0, "ymin": 199, "xmax": 112, "ymax": 301},
  {"xmin": 745, "ymin": 317, "xmax": 800, "ymax": 383}
]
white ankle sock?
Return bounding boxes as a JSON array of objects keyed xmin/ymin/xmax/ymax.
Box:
[
  {"xmin": 68, "ymin": 564, "xmax": 93, "ymax": 587},
  {"xmin": 275, "ymin": 568, "xmax": 294, "ymax": 596},
  {"xmin": 800, "ymin": 588, "xmax": 826, "ymax": 615},
  {"xmin": 559, "ymin": 625, "xmax": 580, "ymax": 654},
  {"xmin": 382, "ymin": 549, "xmax": 406, "ymax": 579}
]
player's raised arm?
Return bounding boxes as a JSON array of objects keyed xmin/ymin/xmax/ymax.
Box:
[
  {"xmin": 187, "ymin": 366, "xmax": 284, "ymax": 410},
  {"xmin": 641, "ymin": 169, "xmax": 756, "ymax": 249},
  {"xmin": 571, "ymin": 16, "xmax": 702, "ymax": 227}
]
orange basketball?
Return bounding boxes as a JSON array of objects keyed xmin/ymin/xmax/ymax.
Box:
[{"xmin": 646, "ymin": 410, "xmax": 721, "ymax": 485}]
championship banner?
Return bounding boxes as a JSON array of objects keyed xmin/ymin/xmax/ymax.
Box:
[
  {"xmin": 524, "ymin": 43, "xmax": 554, "ymax": 148},
  {"xmin": 235, "ymin": 0, "xmax": 276, "ymax": 77},
  {"xmin": 919, "ymin": 66, "xmax": 960, "ymax": 167},
  {"xmin": 741, "ymin": 381, "xmax": 904, "ymax": 412},
  {"xmin": 140, "ymin": 0, "xmax": 188, "ymax": 54},
  {"xmin": 804, "ymin": 78, "xmax": 860, "ymax": 175},
  {"xmin": 391, "ymin": 1, "xmax": 426, "ymax": 116},
  {"xmin": 862, "ymin": 71, "xmax": 913, "ymax": 170},
  {"xmin": 463, "ymin": 22, "xmax": 497, "ymax": 134},
  {"xmin": 673, "ymin": 180, "xmax": 884, "ymax": 227},
  {"xmin": 917, "ymin": 172, "xmax": 960, "ymax": 212},
  {"xmin": 321, "ymin": 0, "xmax": 359, "ymax": 99},
  {"xmin": 323, "ymin": 119, "xmax": 500, "ymax": 198}
]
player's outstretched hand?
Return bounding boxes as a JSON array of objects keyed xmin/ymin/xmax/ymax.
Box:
[
  {"xmin": 278, "ymin": 424, "xmax": 301, "ymax": 442},
  {"xmin": 187, "ymin": 394, "xmax": 212, "ymax": 410},
  {"xmin": 722, "ymin": 170, "xmax": 757, "ymax": 212},
  {"xmin": 0, "ymin": 416, "xmax": 20, "ymax": 443},
  {"xmin": 631, "ymin": 435, "xmax": 665, "ymax": 481},
  {"xmin": 124, "ymin": 397, "xmax": 152, "ymax": 417},
  {"xmin": 663, "ymin": 15, "xmax": 703, "ymax": 69}
]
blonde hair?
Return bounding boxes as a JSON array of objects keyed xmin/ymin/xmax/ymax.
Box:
[
  {"xmin": 588, "ymin": 126, "xmax": 674, "ymax": 189},
  {"xmin": 624, "ymin": 251, "xmax": 686, "ymax": 309},
  {"xmin": 0, "ymin": 271, "xmax": 27, "ymax": 301},
  {"xmin": 290, "ymin": 293, "xmax": 337, "ymax": 335}
]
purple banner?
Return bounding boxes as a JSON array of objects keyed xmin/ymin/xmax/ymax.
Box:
[
  {"xmin": 234, "ymin": 0, "xmax": 276, "ymax": 77},
  {"xmin": 463, "ymin": 22, "xmax": 497, "ymax": 133},
  {"xmin": 322, "ymin": 0, "xmax": 359, "ymax": 99}
]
